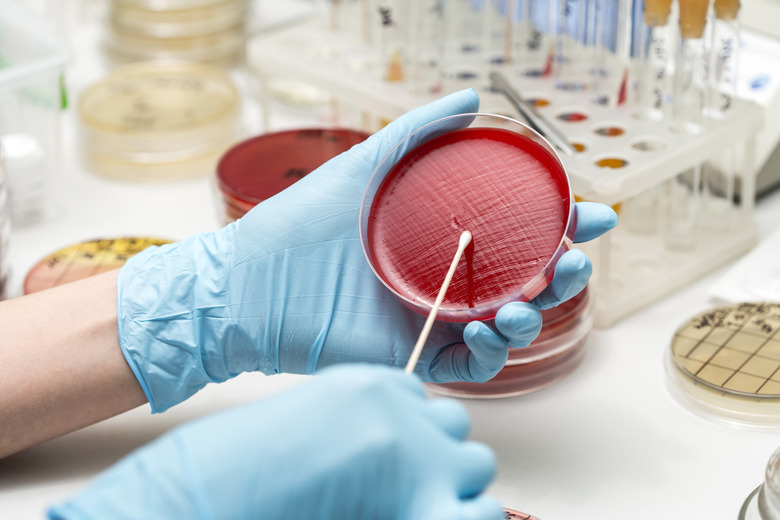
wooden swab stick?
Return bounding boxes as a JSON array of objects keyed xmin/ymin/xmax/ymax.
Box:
[{"xmin": 405, "ymin": 230, "xmax": 473, "ymax": 374}]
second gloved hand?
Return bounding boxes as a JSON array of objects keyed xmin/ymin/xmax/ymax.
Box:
[
  {"xmin": 48, "ymin": 365, "xmax": 502, "ymax": 520},
  {"xmin": 118, "ymin": 89, "xmax": 618, "ymax": 412}
]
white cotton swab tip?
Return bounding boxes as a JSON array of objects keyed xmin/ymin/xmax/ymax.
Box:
[{"xmin": 404, "ymin": 230, "xmax": 472, "ymax": 375}]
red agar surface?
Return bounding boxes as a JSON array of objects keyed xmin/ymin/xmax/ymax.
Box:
[
  {"xmin": 367, "ymin": 127, "xmax": 570, "ymax": 319},
  {"xmin": 217, "ymin": 128, "xmax": 369, "ymax": 205}
]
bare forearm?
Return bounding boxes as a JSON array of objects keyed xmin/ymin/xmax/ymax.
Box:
[{"xmin": 0, "ymin": 269, "xmax": 147, "ymax": 458}]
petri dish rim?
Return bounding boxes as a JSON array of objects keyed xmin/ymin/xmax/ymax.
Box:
[
  {"xmin": 216, "ymin": 127, "xmax": 370, "ymax": 206},
  {"xmin": 359, "ymin": 112, "xmax": 575, "ymax": 322}
]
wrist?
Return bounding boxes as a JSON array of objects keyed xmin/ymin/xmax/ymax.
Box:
[{"xmin": 117, "ymin": 227, "xmax": 241, "ymax": 412}]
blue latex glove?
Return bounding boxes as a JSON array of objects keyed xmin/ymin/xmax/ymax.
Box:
[
  {"xmin": 48, "ymin": 365, "xmax": 502, "ymax": 520},
  {"xmin": 118, "ymin": 88, "xmax": 618, "ymax": 412}
]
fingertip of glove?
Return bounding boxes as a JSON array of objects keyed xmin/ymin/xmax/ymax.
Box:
[{"xmin": 495, "ymin": 303, "xmax": 543, "ymax": 337}]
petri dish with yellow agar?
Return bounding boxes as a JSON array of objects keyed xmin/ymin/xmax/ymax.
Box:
[
  {"xmin": 360, "ymin": 113, "xmax": 574, "ymax": 323},
  {"xmin": 666, "ymin": 302, "xmax": 780, "ymax": 428},
  {"xmin": 78, "ymin": 61, "xmax": 240, "ymax": 181},
  {"xmin": 23, "ymin": 237, "xmax": 172, "ymax": 295},
  {"xmin": 109, "ymin": 0, "xmax": 247, "ymax": 39},
  {"xmin": 430, "ymin": 286, "xmax": 593, "ymax": 398},
  {"xmin": 105, "ymin": 0, "xmax": 247, "ymax": 66}
]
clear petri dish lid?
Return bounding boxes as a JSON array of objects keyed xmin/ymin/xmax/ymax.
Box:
[
  {"xmin": 78, "ymin": 61, "xmax": 240, "ymax": 163},
  {"xmin": 109, "ymin": 0, "xmax": 247, "ymax": 38},
  {"xmin": 23, "ymin": 237, "xmax": 173, "ymax": 295},
  {"xmin": 359, "ymin": 112, "xmax": 575, "ymax": 322},
  {"xmin": 666, "ymin": 302, "xmax": 780, "ymax": 429},
  {"xmin": 103, "ymin": 25, "xmax": 244, "ymax": 66}
]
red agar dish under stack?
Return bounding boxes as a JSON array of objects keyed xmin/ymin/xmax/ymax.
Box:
[
  {"xmin": 216, "ymin": 128, "xmax": 370, "ymax": 222},
  {"xmin": 430, "ymin": 286, "xmax": 593, "ymax": 398},
  {"xmin": 360, "ymin": 113, "xmax": 575, "ymax": 322}
]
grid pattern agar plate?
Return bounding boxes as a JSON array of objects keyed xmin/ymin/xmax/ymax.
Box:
[{"xmin": 670, "ymin": 303, "xmax": 780, "ymax": 398}]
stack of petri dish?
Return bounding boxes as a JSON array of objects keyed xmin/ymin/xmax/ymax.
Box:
[
  {"xmin": 78, "ymin": 61, "xmax": 241, "ymax": 181},
  {"xmin": 430, "ymin": 287, "xmax": 593, "ymax": 398},
  {"xmin": 105, "ymin": 0, "xmax": 249, "ymax": 66},
  {"xmin": 216, "ymin": 127, "xmax": 370, "ymax": 222},
  {"xmin": 0, "ymin": 141, "xmax": 11, "ymax": 300},
  {"xmin": 23, "ymin": 237, "xmax": 172, "ymax": 295}
]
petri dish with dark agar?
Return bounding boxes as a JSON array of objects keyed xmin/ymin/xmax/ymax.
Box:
[
  {"xmin": 430, "ymin": 286, "xmax": 593, "ymax": 398},
  {"xmin": 360, "ymin": 113, "xmax": 574, "ymax": 322},
  {"xmin": 666, "ymin": 302, "xmax": 780, "ymax": 428},
  {"xmin": 216, "ymin": 128, "xmax": 370, "ymax": 222},
  {"xmin": 23, "ymin": 237, "xmax": 172, "ymax": 295}
]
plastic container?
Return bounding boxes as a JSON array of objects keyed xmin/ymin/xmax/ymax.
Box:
[
  {"xmin": 429, "ymin": 287, "xmax": 593, "ymax": 398},
  {"xmin": 739, "ymin": 446, "xmax": 780, "ymax": 520},
  {"xmin": 23, "ymin": 237, "xmax": 172, "ymax": 295},
  {"xmin": 105, "ymin": 0, "xmax": 248, "ymax": 66},
  {"xmin": 0, "ymin": 1, "xmax": 69, "ymax": 225},
  {"xmin": 666, "ymin": 302, "xmax": 780, "ymax": 429},
  {"xmin": 216, "ymin": 127, "xmax": 370, "ymax": 222},
  {"xmin": 78, "ymin": 61, "xmax": 240, "ymax": 181},
  {"xmin": 360, "ymin": 113, "xmax": 574, "ymax": 323}
]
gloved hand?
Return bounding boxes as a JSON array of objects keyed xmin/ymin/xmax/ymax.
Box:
[
  {"xmin": 118, "ymin": 88, "xmax": 618, "ymax": 412},
  {"xmin": 48, "ymin": 365, "xmax": 502, "ymax": 520}
]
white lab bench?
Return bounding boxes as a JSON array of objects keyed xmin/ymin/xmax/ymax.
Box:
[{"xmin": 2, "ymin": 2, "xmax": 780, "ymax": 519}]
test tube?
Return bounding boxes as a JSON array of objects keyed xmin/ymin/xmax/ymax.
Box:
[
  {"xmin": 555, "ymin": 0, "xmax": 591, "ymax": 91},
  {"xmin": 700, "ymin": 0, "xmax": 740, "ymax": 231},
  {"xmin": 442, "ymin": 0, "xmax": 486, "ymax": 86},
  {"xmin": 481, "ymin": 0, "xmax": 512, "ymax": 68},
  {"xmin": 407, "ymin": 0, "xmax": 444, "ymax": 95},
  {"xmin": 636, "ymin": 0, "xmax": 675, "ymax": 119},
  {"xmin": 591, "ymin": 0, "xmax": 633, "ymax": 106},
  {"xmin": 374, "ymin": 0, "xmax": 407, "ymax": 83},
  {"xmin": 664, "ymin": 0, "xmax": 710, "ymax": 252},
  {"xmin": 513, "ymin": 0, "xmax": 556, "ymax": 77}
]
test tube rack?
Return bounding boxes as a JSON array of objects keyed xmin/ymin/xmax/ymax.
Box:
[{"xmin": 247, "ymin": 18, "xmax": 764, "ymax": 328}]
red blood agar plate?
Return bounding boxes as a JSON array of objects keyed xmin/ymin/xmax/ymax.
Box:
[
  {"xmin": 360, "ymin": 113, "xmax": 575, "ymax": 322},
  {"xmin": 217, "ymin": 128, "xmax": 370, "ymax": 221}
]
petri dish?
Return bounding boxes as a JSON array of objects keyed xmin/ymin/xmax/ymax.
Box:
[
  {"xmin": 104, "ymin": 24, "xmax": 245, "ymax": 66},
  {"xmin": 360, "ymin": 113, "xmax": 574, "ymax": 322},
  {"xmin": 78, "ymin": 61, "xmax": 240, "ymax": 180},
  {"xmin": 109, "ymin": 0, "xmax": 247, "ymax": 39},
  {"xmin": 23, "ymin": 237, "xmax": 172, "ymax": 295},
  {"xmin": 429, "ymin": 287, "xmax": 593, "ymax": 398},
  {"xmin": 666, "ymin": 302, "xmax": 780, "ymax": 429},
  {"xmin": 503, "ymin": 508, "xmax": 541, "ymax": 520},
  {"xmin": 216, "ymin": 128, "xmax": 370, "ymax": 221}
]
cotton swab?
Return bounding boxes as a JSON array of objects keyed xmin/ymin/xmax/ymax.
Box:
[{"xmin": 405, "ymin": 230, "xmax": 473, "ymax": 374}]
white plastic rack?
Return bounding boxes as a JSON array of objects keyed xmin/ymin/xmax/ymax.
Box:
[{"xmin": 247, "ymin": 18, "xmax": 764, "ymax": 328}]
